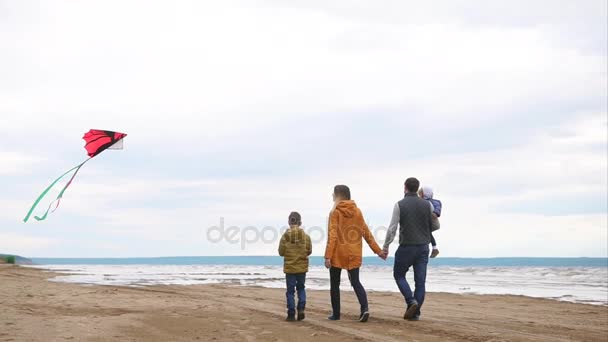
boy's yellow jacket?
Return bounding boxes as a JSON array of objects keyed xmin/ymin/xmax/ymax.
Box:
[{"xmin": 278, "ymin": 227, "xmax": 312, "ymax": 274}]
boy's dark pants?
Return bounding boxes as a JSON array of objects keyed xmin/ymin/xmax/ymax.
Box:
[
  {"xmin": 329, "ymin": 267, "xmax": 368, "ymax": 318},
  {"xmin": 285, "ymin": 273, "xmax": 306, "ymax": 315}
]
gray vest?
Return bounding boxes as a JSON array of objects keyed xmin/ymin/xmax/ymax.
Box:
[{"xmin": 398, "ymin": 193, "xmax": 432, "ymax": 245}]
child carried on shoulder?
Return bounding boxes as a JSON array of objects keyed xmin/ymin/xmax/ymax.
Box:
[{"xmin": 419, "ymin": 186, "xmax": 443, "ymax": 258}]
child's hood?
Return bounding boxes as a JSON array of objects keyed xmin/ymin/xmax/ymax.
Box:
[
  {"xmin": 334, "ymin": 200, "xmax": 358, "ymax": 218},
  {"xmin": 421, "ymin": 186, "xmax": 434, "ymax": 200}
]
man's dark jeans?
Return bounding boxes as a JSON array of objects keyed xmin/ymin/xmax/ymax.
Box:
[
  {"xmin": 285, "ymin": 273, "xmax": 306, "ymax": 314},
  {"xmin": 330, "ymin": 267, "xmax": 368, "ymax": 318},
  {"xmin": 393, "ymin": 244, "xmax": 429, "ymax": 316}
]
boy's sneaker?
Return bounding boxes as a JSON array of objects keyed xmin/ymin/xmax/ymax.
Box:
[
  {"xmin": 297, "ymin": 309, "xmax": 305, "ymax": 321},
  {"xmin": 408, "ymin": 314, "xmax": 420, "ymax": 321},
  {"xmin": 327, "ymin": 314, "xmax": 340, "ymax": 321},
  {"xmin": 430, "ymin": 249, "xmax": 439, "ymax": 258},
  {"xmin": 286, "ymin": 313, "xmax": 296, "ymax": 322},
  {"xmin": 359, "ymin": 310, "xmax": 370, "ymax": 322},
  {"xmin": 404, "ymin": 301, "xmax": 419, "ymax": 320}
]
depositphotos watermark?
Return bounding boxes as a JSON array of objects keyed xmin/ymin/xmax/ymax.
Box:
[{"xmin": 206, "ymin": 217, "xmax": 389, "ymax": 250}]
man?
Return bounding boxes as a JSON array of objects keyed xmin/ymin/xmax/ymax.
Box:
[
  {"xmin": 382, "ymin": 177, "xmax": 440, "ymax": 321},
  {"xmin": 324, "ymin": 185, "xmax": 386, "ymax": 322}
]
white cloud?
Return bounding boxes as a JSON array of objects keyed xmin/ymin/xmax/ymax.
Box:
[
  {"xmin": 8, "ymin": 112, "xmax": 606, "ymax": 256},
  {"xmin": 0, "ymin": 1, "xmax": 605, "ymax": 257},
  {"xmin": 0, "ymin": 151, "xmax": 45, "ymax": 175},
  {"xmin": 0, "ymin": 232, "xmax": 58, "ymax": 254},
  {"xmin": 1, "ymin": 1, "xmax": 605, "ymax": 139}
]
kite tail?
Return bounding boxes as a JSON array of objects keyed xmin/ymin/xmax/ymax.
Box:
[{"xmin": 23, "ymin": 158, "xmax": 92, "ymax": 223}]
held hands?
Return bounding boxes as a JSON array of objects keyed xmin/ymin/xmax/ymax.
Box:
[
  {"xmin": 377, "ymin": 250, "xmax": 388, "ymax": 261},
  {"xmin": 378, "ymin": 248, "xmax": 389, "ymax": 260},
  {"xmin": 324, "ymin": 258, "xmax": 331, "ymax": 269}
]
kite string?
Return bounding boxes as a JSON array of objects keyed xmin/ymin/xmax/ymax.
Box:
[
  {"xmin": 33, "ymin": 165, "xmax": 83, "ymax": 221},
  {"xmin": 23, "ymin": 157, "xmax": 92, "ymax": 223},
  {"xmin": 33, "ymin": 157, "xmax": 92, "ymax": 221},
  {"xmin": 50, "ymin": 157, "xmax": 92, "ymax": 213}
]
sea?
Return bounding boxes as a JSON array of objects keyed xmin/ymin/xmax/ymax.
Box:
[{"xmin": 28, "ymin": 256, "xmax": 608, "ymax": 306}]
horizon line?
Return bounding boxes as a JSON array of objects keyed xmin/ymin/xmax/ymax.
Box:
[{"xmin": 27, "ymin": 255, "xmax": 608, "ymax": 259}]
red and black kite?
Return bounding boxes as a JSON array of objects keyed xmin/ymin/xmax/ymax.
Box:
[{"xmin": 23, "ymin": 129, "xmax": 127, "ymax": 222}]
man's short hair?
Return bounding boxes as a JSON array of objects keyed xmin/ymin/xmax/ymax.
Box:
[
  {"xmin": 288, "ymin": 211, "xmax": 302, "ymax": 226},
  {"xmin": 405, "ymin": 177, "xmax": 420, "ymax": 193},
  {"xmin": 333, "ymin": 185, "xmax": 351, "ymax": 200}
]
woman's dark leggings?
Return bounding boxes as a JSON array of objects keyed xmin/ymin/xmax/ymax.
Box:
[{"xmin": 330, "ymin": 267, "xmax": 368, "ymax": 317}]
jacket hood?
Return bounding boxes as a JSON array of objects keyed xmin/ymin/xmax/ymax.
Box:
[
  {"xmin": 285, "ymin": 227, "xmax": 306, "ymax": 242},
  {"xmin": 421, "ymin": 186, "xmax": 434, "ymax": 200},
  {"xmin": 334, "ymin": 200, "xmax": 358, "ymax": 218}
]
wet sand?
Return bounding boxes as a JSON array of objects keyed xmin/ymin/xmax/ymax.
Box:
[{"xmin": 1, "ymin": 265, "xmax": 606, "ymax": 341}]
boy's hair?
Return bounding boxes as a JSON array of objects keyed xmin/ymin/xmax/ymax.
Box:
[
  {"xmin": 333, "ymin": 185, "xmax": 351, "ymax": 200},
  {"xmin": 288, "ymin": 211, "xmax": 302, "ymax": 226},
  {"xmin": 404, "ymin": 177, "xmax": 420, "ymax": 193}
]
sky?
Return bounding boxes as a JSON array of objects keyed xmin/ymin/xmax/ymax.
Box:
[{"xmin": 0, "ymin": 0, "xmax": 606, "ymax": 258}]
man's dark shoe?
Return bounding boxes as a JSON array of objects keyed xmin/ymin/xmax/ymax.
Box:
[
  {"xmin": 404, "ymin": 301, "xmax": 419, "ymax": 320},
  {"xmin": 297, "ymin": 309, "xmax": 305, "ymax": 321},
  {"xmin": 327, "ymin": 314, "xmax": 340, "ymax": 321},
  {"xmin": 286, "ymin": 313, "xmax": 296, "ymax": 322},
  {"xmin": 359, "ymin": 310, "xmax": 370, "ymax": 322}
]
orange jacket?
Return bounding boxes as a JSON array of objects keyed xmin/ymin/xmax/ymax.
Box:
[{"xmin": 324, "ymin": 200, "xmax": 382, "ymax": 270}]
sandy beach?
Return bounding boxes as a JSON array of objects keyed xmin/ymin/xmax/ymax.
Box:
[{"xmin": 1, "ymin": 265, "xmax": 606, "ymax": 342}]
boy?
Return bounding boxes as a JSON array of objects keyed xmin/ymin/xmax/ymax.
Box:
[
  {"xmin": 278, "ymin": 211, "xmax": 312, "ymax": 321},
  {"xmin": 419, "ymin": 186, "xmax": 442, "ymax": 258}
]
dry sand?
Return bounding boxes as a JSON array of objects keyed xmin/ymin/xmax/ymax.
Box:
[{"xmin": 1, "ymin": 265, "xmax": 606, "ymax": 342}]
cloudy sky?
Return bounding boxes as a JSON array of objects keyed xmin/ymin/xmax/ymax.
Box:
[{"xmin": 1, "ymin": 0, "xmax": 606, "ymax": 258}]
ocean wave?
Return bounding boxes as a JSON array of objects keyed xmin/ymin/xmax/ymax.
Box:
[{"xmin": 30, "ymin": 264, "xmax": 608, "ymax": 306}]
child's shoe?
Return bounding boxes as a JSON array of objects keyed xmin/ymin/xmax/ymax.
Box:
[
  {"xmin": 297, "ymin": 309, "xmax": 305, "ymax": 321},
  {"xmin": 286, "ymin": 312, "xmax": 296, "ymax": 321},
  {"xmin": 430, "ymin": 248, "xmax": 439, "ymax": 258}
]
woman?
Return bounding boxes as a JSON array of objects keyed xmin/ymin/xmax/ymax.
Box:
[{"xmin": 324, "ymin": 184, "xmax": 386, "ymax": 322}]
